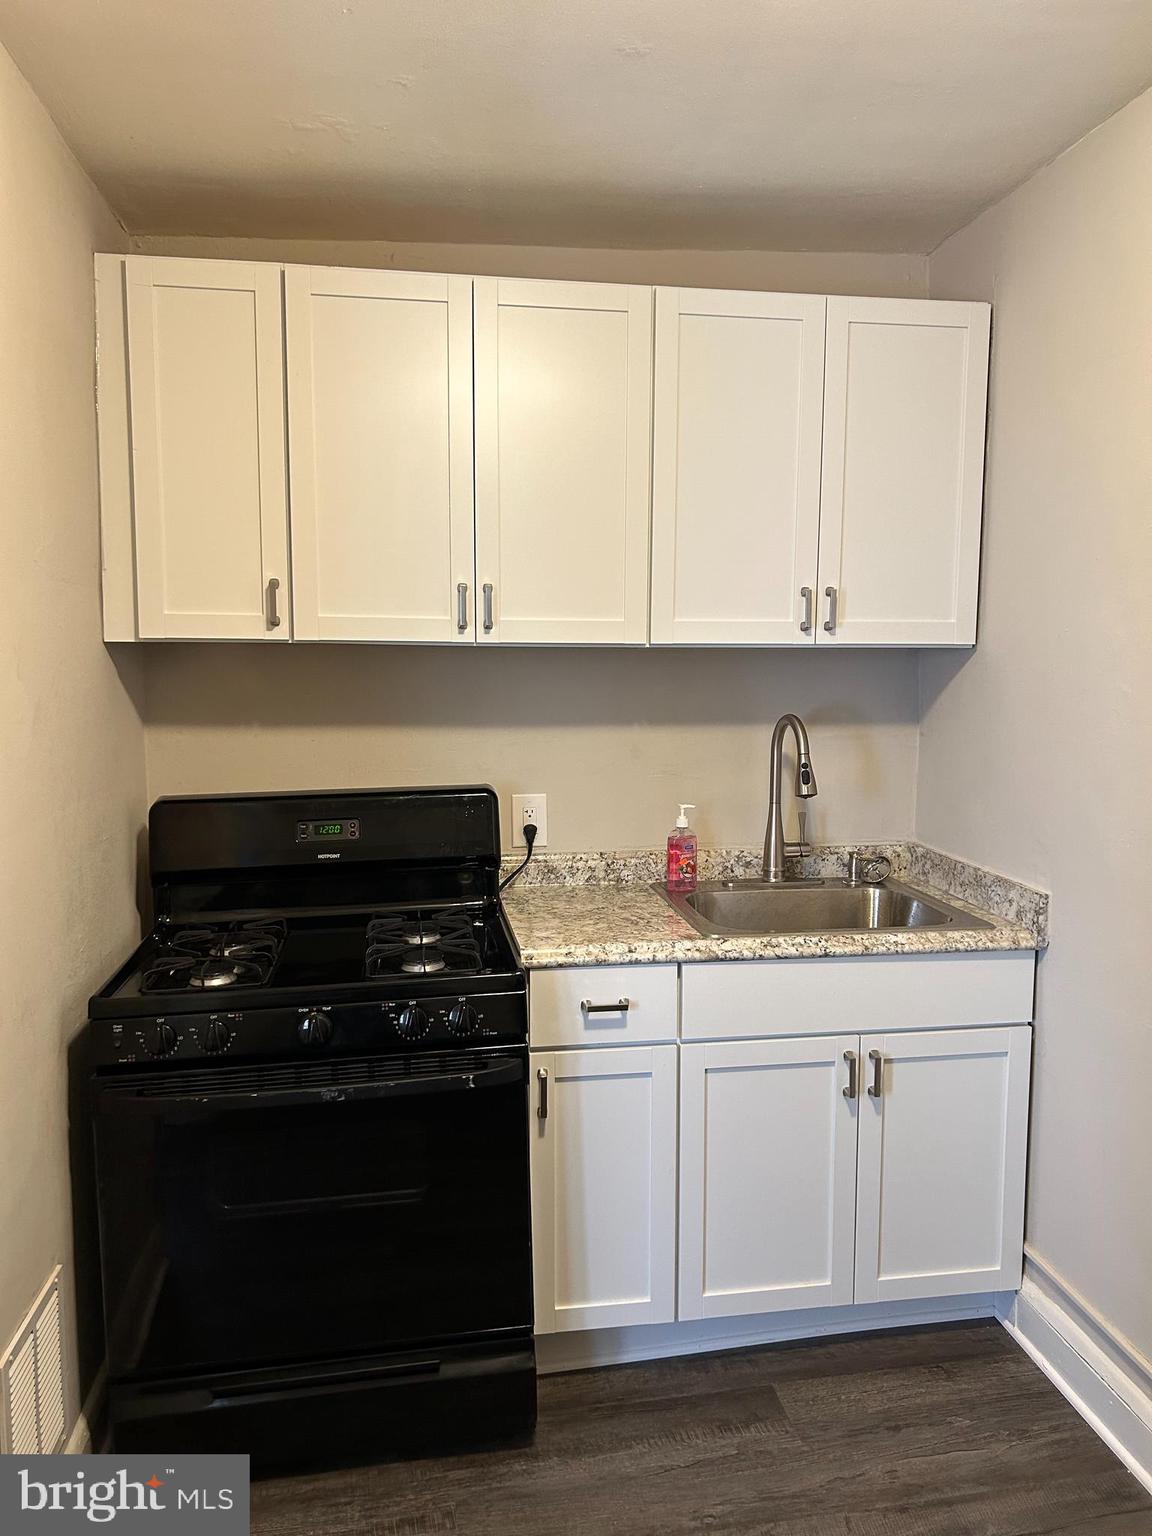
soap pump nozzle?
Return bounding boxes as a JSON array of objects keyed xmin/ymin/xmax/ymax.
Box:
[{"xmin": 676, "ymin": 803, "xmax": 695, "ymax": 829}]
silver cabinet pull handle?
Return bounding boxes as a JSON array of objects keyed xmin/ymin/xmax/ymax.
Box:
[
  {"xmin": 581, "ymin": 998, "xmax": 631, "ymax": 1014},
  {"xmin": 482, "ymin": 582, "xmax": 495, "ymax": 632},
  {"xmin": 823, "ymin": 585, "xmax": 838, "ymax": 633},
  {"xmin": 799, "ymin": 586, "xmax": 813, "ymax": 632},
  {"xmin": 456, "ymin": 581, "xmax": 469, "ymax": 632},
  {"xmin": 868, "ymin": 1049, "xmax": 883, "ymax": 1098},
  {"xmin": 843, "ymin": 1050, "xmax": 858, "ymax": 1100},
  {"xmin": 265, "ymin": 577, "xmax": 281, "ymax": 630},
  {"xmin": 537, "ymin": 1066, "xmax": 549, "ymax": 1121}
]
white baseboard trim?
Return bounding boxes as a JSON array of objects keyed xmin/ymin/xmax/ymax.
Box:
[
  {"xmin": 64, "ymin": 1367, "xmax": 105, "ymax": 1456},
  {"xmin": 1000, "ymin": 1263, "xmax": 1152, "ymax": 1495},
  {"xmin": 537, "ymin": 1292, "xmax": 1001, "ymax": 1374}
]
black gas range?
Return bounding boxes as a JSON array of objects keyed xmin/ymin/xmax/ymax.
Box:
[{"xmin": 89, "ymin": 787, "xmax": 534, "ymax": 1470}]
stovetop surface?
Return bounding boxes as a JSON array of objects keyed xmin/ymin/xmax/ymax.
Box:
[{"xmin": 92, "ymin": 901, "xmax": 523, "ymax": 1019}]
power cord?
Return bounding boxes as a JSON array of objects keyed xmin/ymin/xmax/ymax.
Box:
[{"xmin": 499, "ymin": 821, "xmax": 538, "ymax": 893}]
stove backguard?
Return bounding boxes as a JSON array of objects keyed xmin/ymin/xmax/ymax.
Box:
[{"xmin": 148, "ymin": 787, "xmax": 502, "ymax": 923}]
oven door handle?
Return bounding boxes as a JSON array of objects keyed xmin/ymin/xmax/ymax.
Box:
[{"xmin": 95, "ymin": 1056, "xmax": 525, "ymax": 1117}]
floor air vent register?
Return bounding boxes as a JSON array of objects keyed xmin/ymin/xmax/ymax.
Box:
[{"xmin": 0, "ymin": 1267, "xmax": 65, "ymax": 1455}]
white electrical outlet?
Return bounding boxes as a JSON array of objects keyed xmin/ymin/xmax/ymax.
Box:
[{"xmin": 511, "ymin": 794, "xmax": 548, "ymax": 849}]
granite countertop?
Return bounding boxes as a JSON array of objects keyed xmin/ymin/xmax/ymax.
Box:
[{"xmin": 501, "ymin": 844, "xmax": 1047, "ymax": 969}]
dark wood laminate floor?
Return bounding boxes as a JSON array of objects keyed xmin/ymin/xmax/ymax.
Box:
[{"xmin": 252, "ymin": 1322, "xmax": 1152, "ymax": 1536}]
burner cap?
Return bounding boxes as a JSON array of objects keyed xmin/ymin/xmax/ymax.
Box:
[
  {"xmin": 190, "ymin": 960, "xmax": 245, "ymax": 989},
  {"xmin": 401, "ymin": 949, "xmax": 447, "ymax": 975},
  {"xmin": 220, "ymin": 938, "xmax": 277, "ymax": 959},
  {"xmin": 404, "ymin": 926, "xmax": 441, "ymax": 947}
]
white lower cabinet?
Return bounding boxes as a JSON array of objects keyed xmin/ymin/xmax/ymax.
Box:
[
  {"xmin": 678, "ymin": 1036, "xmax": 860, "ymax": 1318},
  {"xmin": 854, "ymin": 1027, "xmax": 1031, "ymax": 1302},
  {"xmin": 530, "ymin": 1046, "xmax": 677, "ymax": 1334},
  {"xmin": 528, "ymin": 1007, "xmax": 1032, "ymax": 1338},
  {"xmin": 677, "ymin": 1025, "xmax": 1030, "ymax": 1324}
]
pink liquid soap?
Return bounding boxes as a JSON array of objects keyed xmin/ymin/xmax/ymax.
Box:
[{"xmin": 666, "ymin": 804, "xmax": 698, "ymax": 892}]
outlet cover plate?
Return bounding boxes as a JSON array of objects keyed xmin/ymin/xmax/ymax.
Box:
[{"xmin": 511, "ymin": 793, "xmax": 548, "ymax": 849}]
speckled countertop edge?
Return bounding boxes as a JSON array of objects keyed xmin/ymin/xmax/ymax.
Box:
[{"xmin": 500, "ymin": 842, "xmax": 1047, "ymax": 969}]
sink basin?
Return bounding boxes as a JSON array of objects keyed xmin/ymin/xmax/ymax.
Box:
[{"xmin": 656, "ymin": 878, "xmax": 994, "ymax": 937}]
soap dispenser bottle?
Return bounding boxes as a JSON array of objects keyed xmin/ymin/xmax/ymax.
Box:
[{"xmin": 666, "ymin": 804, "xmax": 698, "ymax": 893}]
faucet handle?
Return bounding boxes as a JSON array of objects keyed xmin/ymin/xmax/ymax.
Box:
[{"xmin": 787, "ymin": 810, "xmax": 813, "ymax": 861}]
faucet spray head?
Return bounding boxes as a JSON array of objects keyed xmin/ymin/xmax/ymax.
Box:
[{"xmin": 796, "ymin": 755, "xmax": 818, "ymax": 798}]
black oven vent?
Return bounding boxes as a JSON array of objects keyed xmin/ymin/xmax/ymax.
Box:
[{"xmin": 96, "ymin": 1050, "xmax": 517, "ymax": 1101}]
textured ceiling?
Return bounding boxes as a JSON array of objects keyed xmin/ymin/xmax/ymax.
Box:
[{"xmin": 2, "ymin": 0, "xmax": 1151, "ymax": 251}]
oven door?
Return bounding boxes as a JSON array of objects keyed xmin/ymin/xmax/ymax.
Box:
[{"xmin": 93, "ymin": 1047, "xmax": 532, "ymax": 1380}]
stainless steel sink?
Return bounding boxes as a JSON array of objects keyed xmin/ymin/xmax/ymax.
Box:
[{"xmin": 656, "ymin": 878, "xmax": 994, "ymax": 937}]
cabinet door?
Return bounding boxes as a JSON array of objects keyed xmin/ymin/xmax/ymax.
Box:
[
  {"xmin": 286, "ymin": 268, "xmax": 475, "ymax": 642},
  {"xmin": 679, "ymin": 1036, "xmax": 859, "ymax": 1319},
  {"xmin": 124, "ymin": 257, "xmax": 289, "ymax": 640},
  {"xmin": 855, "ymin": 1026, "xmax": 1030, "ymax": 1302},
  {"xmin": 530, "ymin": 1047, "xmax": 677, "ymax": 1334},
  {"xmin": 817, "ymin": 297, "xmax": 990, "ymax": 646},
  {"xmin": 651, "ymin": 289, "xmax": 825, "ymax": 644},
  {"xmin": 474, "ymin": 278, "xmax": 652, "ymax": 644}
]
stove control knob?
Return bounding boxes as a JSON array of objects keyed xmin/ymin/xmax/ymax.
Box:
[
  {"xmin": 446, "ymin": 1002, "xmax": 479, "ymax": 1038},
  {"xmin": 298, "ymin": 1010, "xmax": 333, "ymax": 1047},
  {"xmin": 144, "ymin": 1023, "xmax": 177, "ymax": 1058},
  {"xmin": 396, "ymin": 1005, "xmax": 429, "ymax": 1041},
  {"xmin": 201, "ymin": 1019, "xmax": 233, "ymax": 1054}
]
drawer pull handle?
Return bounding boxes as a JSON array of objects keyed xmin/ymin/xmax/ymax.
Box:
[
  {"xmin": 580, "ymin": 998, "xmax": 631, "ymax": 1014},
  {"xmin": 537, "ymin": 1067, "xmax": 548, "ymax": 1121},
  {"xmin": 456, "ymin": 581, "xmax": 469, "ymax": 632},
  {"xmin": 868, "ymin": 1049, "xmax": 884, "ymax": 1098},
  {"xmin": 843, "ymin": 1050, "xmax": 858, "ymax": 1100}
]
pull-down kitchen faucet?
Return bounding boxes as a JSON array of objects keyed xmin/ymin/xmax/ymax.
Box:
[{"xmin": 763, "ymin": 714, "xmax": 818, "ymax": 883}]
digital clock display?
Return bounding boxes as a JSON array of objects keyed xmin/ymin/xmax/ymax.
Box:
[{"xmin": 296, "ymin": 818, "xmax": 360, "ymax": 843}]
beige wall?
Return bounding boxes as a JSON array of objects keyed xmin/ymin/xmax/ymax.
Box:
[
  {"xmin": 137, "ymin": 237, "xmax": 925, "ymax": 849},
  {"xmin": 128, "ymin": 235, "xmax": 928, "ymax": 297},
  {"xmin": 143, "ymin": 644, "xmax": 919, "ymax": 851},
  {"xmin": 0, "ymin": 43, "xmax": 144, "ymax": 1427},
  {"xmin": 923, "ymin": 88, "xmax": 1152, "ymax": 1356}
]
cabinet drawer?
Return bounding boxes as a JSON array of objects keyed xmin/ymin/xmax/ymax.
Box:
[
  {"xmin": 680, "ymin": 951, "xmax": 1035, "ymax": 1041},
  {"xmin": 529, "ymin": 966, "xmax": 677, "ymax": 1048}
]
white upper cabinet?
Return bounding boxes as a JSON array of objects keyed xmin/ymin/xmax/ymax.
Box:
[
  {"xmin": 97, "ymin": 258, "xmax": 991, "ymax": 649},
  {"xmin": 651, "ymin": 289, "xmax": 826, "ymax": 645},
  {"xmin": 120, "ymin": 257, "xmax": 290, "ymax": 640},
  {"xmin": 817, "ymin": 297, "xmax": 991, "ymax": 646},
  {"xmin": 473, "ymin": 278, "xmax": 653, "ymax": 644},
  {"xmin": 679, "ymin": 1036, "xmax": 859, "ymax": 1319},
  {"xmin": 854, "ymin": 1026, "xmax": 1030, "ymax": 1302},
  {"xmin": 285, "ymin": 267, "xmax": 475, "ymax": 642}
]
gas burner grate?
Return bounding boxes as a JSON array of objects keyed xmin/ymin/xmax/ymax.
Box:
[
  {"xmin": 365, "ymin": 910, "xmax": 482, "ymax": 980},
  {"xmin": 142, "ymin": 919, "xmax": 285, "ymax": 994}
]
